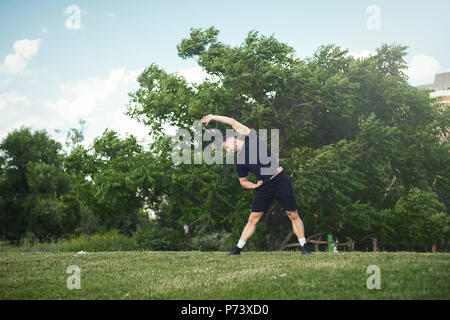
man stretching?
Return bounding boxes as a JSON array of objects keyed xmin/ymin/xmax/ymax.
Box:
[{"xmin": 200, "ymin": 114, "xmax": 312, "ymax": 255}]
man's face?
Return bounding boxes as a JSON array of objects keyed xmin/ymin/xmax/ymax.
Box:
[{"xmin": 222, "ymin": 137, "xmax": 237, "ymax": 153}]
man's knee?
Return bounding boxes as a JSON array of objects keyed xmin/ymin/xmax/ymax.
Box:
[
  {"xmin": 248, "ymin": 212, "xmax": 263, "ymax": 225},
  {"xmin": 286, "ymin": 210, "xmax": 299, "ymax": 221}
]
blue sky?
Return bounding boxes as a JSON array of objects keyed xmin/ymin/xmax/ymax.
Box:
[{"xmin": 1, "ymin": 0, "xmax": 449, "ymax": 145}]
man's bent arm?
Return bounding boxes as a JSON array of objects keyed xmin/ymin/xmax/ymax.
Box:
[
  {"xmin": 241, "ymin": 181, "xmax": 258, "ymax": 190},
  {"xmin": 211, "ymin": 115, "xmax": 234, "ymax": 126},
  {"xmin": 239, "ymin": 177, "xmax": 262, "ymax": 190},
  {"xmin": 202, "ymin": 115, "xmax": 251, "ymax": 135}
]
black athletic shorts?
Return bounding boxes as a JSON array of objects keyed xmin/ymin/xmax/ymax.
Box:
[{"xmin": 251, "ymin": 170, "xmax": 298, "ymax": 212}]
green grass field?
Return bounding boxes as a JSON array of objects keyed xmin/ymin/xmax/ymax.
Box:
[{"xmin": 1, "ymin": 251, "xmax": 449, "ymax": 300}]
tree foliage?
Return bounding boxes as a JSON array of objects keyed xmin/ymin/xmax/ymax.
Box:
[
  {"xmin": 65, "ymin": 129, "xmax": 158, "ymax": 234},
  {"xmin": 0, "ymin": 128, "xmax": 80, "ymax": 240}
]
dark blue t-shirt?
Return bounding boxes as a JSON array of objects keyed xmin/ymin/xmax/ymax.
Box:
[{"xmin": 235, "ymin": 131, "xmax": 279, "ymax": 182}]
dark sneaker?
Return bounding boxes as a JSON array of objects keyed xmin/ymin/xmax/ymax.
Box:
[
  {"xmin": 227, "ymin": 246, "xmax": 241, "ymax": 256},
  {"xmin": 301, "ymin": 245, "xmax": 313, "ymax": 255}
]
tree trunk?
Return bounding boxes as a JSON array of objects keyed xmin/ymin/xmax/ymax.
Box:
[
  {"xmin": 267, "ymin": 218, "xmax": 279, "ymax": 251},
  {"xmin": 267, "ymin": 205, "xmax": 285, "ymax": 251},
  {"xmin": 432, "ymin": 242, "xmax": 437, "ymax": 253},
  {"xmin": 372, "ymin": 236, "xmax": 378, "ymax": 252},
  {"xmin": 314, "ymin": 235, "xmax": 321, "ymax": 252},
  {"xmin": 278, "ymin": 231, "xmax": 294, "ymax": 251}
]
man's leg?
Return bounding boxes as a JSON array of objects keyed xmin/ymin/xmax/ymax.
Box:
[
  {"xmin": 273, "ymin": 172, "xmax": 312, "ymax": 255},
  {"xmin": 285, "ymin": 209, "xmax": 305, "ymax": 239},
  {"xmin": 286, "ymin": 209, "xmax": 312, "ymax": 255},
  {"xmin": 227, "ymin": 211, "xmax": 264, "ymax": 255},
  {"xmin": 240, "ymin": 211, "xmax": 264, "ymax": 242}
]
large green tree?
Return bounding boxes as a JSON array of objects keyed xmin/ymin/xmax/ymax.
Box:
[
  {"xmin": 0, "ymin": 128, "xmax": 80, "ymax": 240},
  {"xmin": 65, "ymin": 129, "xmax": 159, "ymax": 234}
]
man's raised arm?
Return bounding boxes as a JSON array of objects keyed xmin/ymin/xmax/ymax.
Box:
[{"xmin": 201, "ymin": 114, "xmax": 250, "ymax": 135}]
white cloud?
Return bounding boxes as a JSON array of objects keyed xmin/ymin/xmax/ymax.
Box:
[
  {"xmin": 177, "ymin": 66, "xmax": 219, "ymax": 85},
  {"xmin": 47, "ymin": 66, "xmax": 213, "ymax": 123},
  {"xmin": 0, "ymin": 92, "xmax": 29, "ymax": 111},
  {"xmin": 347, "ymin": 51, "xmax": 442, "ymax": 87},
  {"xmin": 347, "ymin": 49, "xmax": 373, "ymax": 59},
  {"xmin": 1, "ymin": 66, "xmax": 221, "ymax": 146},
  {"xmin": 1, "ymin": 39, "xmax": 41, "ymax": 74},
  {"xmin": 406, "ymin": 54, "xmax": 441, "ymax": 86},
  {"xmin": 41, "ymin": 27, "xmax": 48, "ymax": 34},
  {"xmin": 43, "ymin": 67, "xmax": 152, "ymax": 143},
  {"xmin": 0, "ymin": 92, "xmax": 32, "ymax": 141},
  {"xmin": 46, "ymin": 68, "xmax": 141, "ymax": 119},
  {"xmin": 41, "ymin": 66, "xmax": 218, "ymax": 145}
]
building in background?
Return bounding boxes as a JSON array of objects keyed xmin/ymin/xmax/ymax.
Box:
[{"xmin": 417, "ymin": 72, "xmax": 449, "ymax": 147}]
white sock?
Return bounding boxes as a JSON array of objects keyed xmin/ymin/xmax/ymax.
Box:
[
  {"xmin": 298, "ymin": 237, "xmax": 306, "ymax": 247},
  {"xmin": 237, "ymin": 240, "xmax": 246, "ymax": 249}
]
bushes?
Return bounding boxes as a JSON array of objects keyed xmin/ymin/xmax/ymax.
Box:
[
  {"xmin": 52, "ymin": 230, "xmax": 136, "ymax": 252},
  {"xmin": 4, "ymin": 221, "xmax": 233, "ymax": 252},
  {"xmin": 74, "ymin": 206, "xmax": 149, "ymax": 237},
  {"xmin": 133, "ymin": 221, "xmax": 187, "ymax": 251},
  {"xmin": 133, "ymin": 221, "xmax": 231, "ymax": 251},
  {"xmin": 188, "ymin": 231, "xmax": 231, "ymax": 251},
  {"xmin": 380, "ymin": 187, "xmax": 449, "ymax": 250}
]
